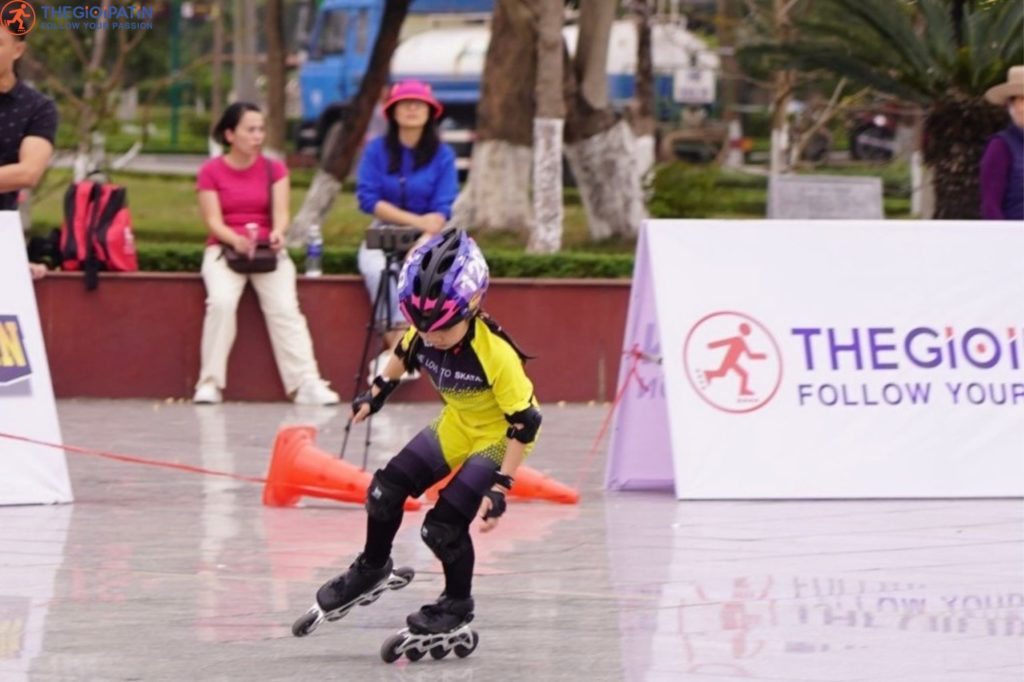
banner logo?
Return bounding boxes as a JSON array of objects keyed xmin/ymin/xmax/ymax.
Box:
[
  {"xmin": 684, "ymin": 311, "xmax": 782, "ymax": 413},
  {"xmin": 0, "ymin": 315, "xmax": 32, "ymax": 386},
  {"xmin": 1, "ymin": 1, "xmax": 36, "ymax": 35}
]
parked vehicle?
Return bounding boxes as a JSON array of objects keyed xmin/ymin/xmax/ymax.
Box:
[{"xmin": 297, "ymin": 0, "xmax": 720, "ymax": 168}]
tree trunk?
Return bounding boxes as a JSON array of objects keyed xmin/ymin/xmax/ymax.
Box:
[
  {"xmin": 923, "ymin": 98, "xmax": 1006, "ymax": 219},
  {"xmin": 74, "ymin": 0, "xmax": 112, "ymax": 181},
  {"xmin": 628, "ymin": 0, "xmax": 656, "ymax": 177},
  {"xmin": 232, "ymin": 0, "xmax": 259, "ymax": 102},
  {"xmin": 715, "ymin": 0, "xmax": 743, "ymax": 167},
  {"xmin": 527, "ymin": 0, "xmax": 565, "ymax": 253},
  {"xmin": 768, "ymin": 0, "xmax": 794, "ymax": 175},
  {"xmin": 289, "ymin": 0, "xmax": 412, "ymax": 246},
  {"xmin": 453, "ymin": 0, "xmax": 537, "ymax": 233},
  {"xmin": 210, "ymin": 2, "xmax": 225, "ymax": 126},
  {"xmin": 564, "ymin": 0, "xmax": 646, "ymax": 240},
  {"xmin": 265, "ymin": 0, "xmax": 287, "ymax": 154}
]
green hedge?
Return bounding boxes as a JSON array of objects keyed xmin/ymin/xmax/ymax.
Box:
[{"xmin": 136, "ymin": 243, "xmax": 634, "ymax": 279}]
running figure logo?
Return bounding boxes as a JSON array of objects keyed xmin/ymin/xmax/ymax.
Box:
[
  {"xmin": 1, "ymin": 1, "xmax": 35, "ymax": 36},
  {"xmin": 683, "ymin": 311, "xmax": 782, "ymax": 413}
]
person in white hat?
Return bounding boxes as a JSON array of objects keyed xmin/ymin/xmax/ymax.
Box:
[{"xmin": 979, "ymin": 66, "xmax": 1024, "ymax": 220}]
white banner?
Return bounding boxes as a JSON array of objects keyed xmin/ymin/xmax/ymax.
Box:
[
  {"xmin": 609, "ymin": 220, "xmax": 1024, "ymax": 499},
  {"xmin": 0, "ymin": 212, "xmax": 72, "ymax": 505}
]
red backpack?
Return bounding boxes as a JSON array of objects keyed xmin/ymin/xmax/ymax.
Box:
[{"xmin": 60, "ymin": 180, "xmax": 138, "ymax": 290}]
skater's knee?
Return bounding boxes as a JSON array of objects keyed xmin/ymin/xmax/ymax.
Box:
[
  {"xmin": 421, "ymin": 507, "xmax": 471, "ymax": 564},
  {"xmin": 365, "ymin": 469, "xmax": 409, "ymax": 521}
]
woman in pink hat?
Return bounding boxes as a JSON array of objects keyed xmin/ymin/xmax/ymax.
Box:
[
  {"xmin": 355, "ymin": 80, "xmax": 459, "ymax": 377},
  {"xmin": 980, "ymin": 66, "xmax": 1024, "ymax": 220}
]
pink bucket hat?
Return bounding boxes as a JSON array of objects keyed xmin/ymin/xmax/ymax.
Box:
[{"xmin": 383, "ymin": 80, "xmax": 443, "ymax": 119}]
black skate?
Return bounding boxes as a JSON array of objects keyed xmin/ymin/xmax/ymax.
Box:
[
  {"xmin": 292, "ymin": 554, "xmax": 414, "ymax": 637},
  {"xmin": 380, "ymin": 596, "xmax": 479, "ymax": 663}
]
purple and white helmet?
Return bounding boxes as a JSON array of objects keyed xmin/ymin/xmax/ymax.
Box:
[{"xmin": 398, "ymin": 229, "xmax": 489, "ymax": 332}]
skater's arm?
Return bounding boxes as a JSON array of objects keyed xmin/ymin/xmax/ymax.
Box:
[
  {"xmin": 498, "ymin": 440, "xmax": 526, "ymax": 484},
  {"xmin": 352, "ymin": 338, "xmax": 411, "ymax": 423},
  {"xmin": 478, "ymin": 441, "xmax": 524, "ymax": 533}
]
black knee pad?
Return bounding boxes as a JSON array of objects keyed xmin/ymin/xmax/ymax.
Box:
[
  {"xmin": 365, "ymin": 469, "xmax": 408, "ymax": 521},
  {"xmin": 420, "ymin": 509, "xmax": 471, "ymax": 564}
]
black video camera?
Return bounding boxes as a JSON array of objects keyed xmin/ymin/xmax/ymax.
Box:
[{"xmin": 365, "ymin": 225, "xmax": 422, "ymax": 255}]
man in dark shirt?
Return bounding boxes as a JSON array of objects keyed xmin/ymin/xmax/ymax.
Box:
[{"xmin": 0, "ymin": 29, "xmax": 58, "ymax": 278}]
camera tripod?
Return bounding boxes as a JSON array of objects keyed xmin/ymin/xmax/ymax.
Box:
[{"xmin": 339, "ymin": 226, "xmax": 421, "ymax": 467}]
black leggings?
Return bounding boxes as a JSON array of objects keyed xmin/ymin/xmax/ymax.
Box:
[{"xmin": 362, "ymin": 427, "xmax": 495, "ymax": 600}]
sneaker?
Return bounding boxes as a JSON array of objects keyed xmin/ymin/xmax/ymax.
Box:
[
  {"xmin": 294, "ymin": 378, "xmax": 340, "ymax": 406},
  {"xmin": 193, "ymin": 380, "xmax": 222, "ymax": 404},
  {"xmin": 316, "ymin": 554, "xmax": 394, "ymax": 612},
  {"xmin": 406, "ymin": 595, "xmax": 475, "ymax": 634}
]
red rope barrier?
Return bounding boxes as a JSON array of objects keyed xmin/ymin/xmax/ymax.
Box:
[
  {"xmin": 571, "ymin": 345, "xmax": 658, "ymax": 492},
  {"xmin": 0, "ymin": 431, "xmax": 266, "ymax": 485}
]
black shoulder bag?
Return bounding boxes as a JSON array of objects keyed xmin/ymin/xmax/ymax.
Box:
[{"xmin": 222, "ymin": 157, "xmax": 279, "ymax": 274}]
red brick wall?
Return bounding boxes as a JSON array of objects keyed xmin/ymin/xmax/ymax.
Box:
[{"xmin": 34, "ymin": 273, "xmax": 630, "ymax": 403}]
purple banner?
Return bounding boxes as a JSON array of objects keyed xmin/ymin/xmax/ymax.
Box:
[{"xmin": 605, "ymin": 226, "xmax": 675, "ymax": 492}]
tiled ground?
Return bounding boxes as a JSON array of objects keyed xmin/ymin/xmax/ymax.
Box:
[{"xmin": 2, "ymin": 400, "xmax": 1021, "ymax": 681}]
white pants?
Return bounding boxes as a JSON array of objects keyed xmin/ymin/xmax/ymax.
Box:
[{"xmin": 197, "ymin": 245, "xmax": 322, "ymax": 394}]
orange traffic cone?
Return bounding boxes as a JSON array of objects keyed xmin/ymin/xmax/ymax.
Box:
[
  {"xmin": 424, "ymin": 470, "xmax": 456, "ymax": 503},
  {"xmin": 424, "ymin": 465, "xmax": 578, "ymax": 505},
  {"xmin": 508, "ymin": 466, "xmax": 579, "ymax": 504},
  {"xmin": 263, "ymin": 426, "xmax": 421, "ymax": 510}
]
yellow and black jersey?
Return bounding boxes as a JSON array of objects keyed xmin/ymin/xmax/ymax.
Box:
[{"xmin": 395, "ymin": 315, "xmax": 539, "ymax": 465}]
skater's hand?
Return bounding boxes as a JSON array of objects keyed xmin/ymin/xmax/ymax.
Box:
[
  {"xmin": 351, "ymin": 401, "xmax": 372, "ymax": 423},
  {"xmin": 478, "ymin": 488, "xmax": 507, "ymax": 533},
  {"xmin": 352, "ymin": 378, "xmax": 398, "ymax": 423}
]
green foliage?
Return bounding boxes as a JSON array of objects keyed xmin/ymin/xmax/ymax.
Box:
[
  {"xmin": 645, "ymin": 162, "xmax": 912, "ymax": 219},
  {"xmin": 739, "ymin": 0, "xmax": 1022, "ymax": 218},
  {"xmin": 133, "ymin": 243, "xmax": 633, "ymax": 279},
  {"xmin": 742, "ymin": 0, "xmax": 1024, "ymax": 103},
  {"xmin": 647, "ymin": 163, "xmax": 722, "ymax": 218}
]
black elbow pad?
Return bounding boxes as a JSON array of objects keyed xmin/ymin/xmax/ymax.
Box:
[{"xmin": 505, "ymin": 405, "xmax": 542, "ymax": 443}]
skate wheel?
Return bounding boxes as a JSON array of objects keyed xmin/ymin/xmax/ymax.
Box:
[
  {"xmin": 454, "ymin": 630, "xmax": 479, "ymax": 658},
  {"xmin": 430, "ymin": 645, "xmax": 449, "ymax": 660},
  {"xmin": 291, "ymin": 610, "xmax": 320, "ymax": 638},
  {"xmin": 391, "ymin": 566, "xmax": 415, "ymax": 588},
  {"xmin": 405, "ymin": 647, "xmax": 424, "ymax": 662},
  {"xmin": 380, "ymin": 634, "xmax": 405, "ymax": 664}
]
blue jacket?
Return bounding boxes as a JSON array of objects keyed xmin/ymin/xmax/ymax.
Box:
[{"xmin": 356, "ymin": 137, "xmax": 459, "ymax": 218}]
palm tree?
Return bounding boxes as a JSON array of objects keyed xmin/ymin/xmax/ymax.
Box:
[{"xmin": 742, "ymin": 0, "xmax": 1023, "ymax": 218}]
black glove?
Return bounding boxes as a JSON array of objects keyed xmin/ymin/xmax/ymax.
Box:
[
  {"xmin": 352, "ymin": 376, "xmax": 398, "ymax": 416},
  {"xmin": 481, "ymin": 489, "xmax": 507, "ymax": 521}
]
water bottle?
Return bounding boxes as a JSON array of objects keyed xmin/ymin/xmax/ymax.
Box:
[{"xmin": 305, "ymin": 223, "xmax": 323, "ymax": 277}]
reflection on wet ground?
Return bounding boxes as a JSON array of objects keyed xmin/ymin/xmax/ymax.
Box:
[{"xmin": 1, "ymin": 400, "xmax": 1020, "ymax": 681}]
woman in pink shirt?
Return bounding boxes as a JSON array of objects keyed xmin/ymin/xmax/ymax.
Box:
[{"xmin": 193, "ymin": 102, "xmax": 339, "ymax": 405}]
